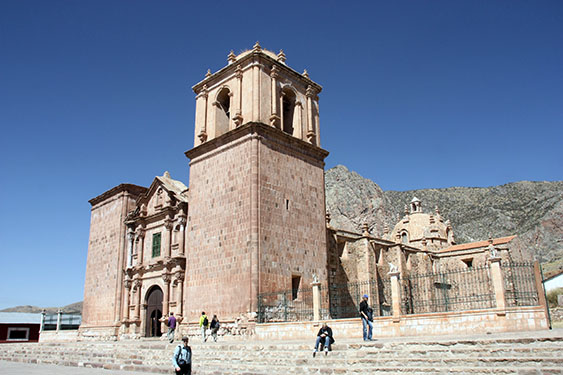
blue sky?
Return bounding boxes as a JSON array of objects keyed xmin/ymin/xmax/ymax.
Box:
[{"xmin": 0, "ymin": 1, "xmax": 561, "ymax": 309}]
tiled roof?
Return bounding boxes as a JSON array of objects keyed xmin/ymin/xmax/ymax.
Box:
[{"xmin": 439, "ymin": 235, "xmax": 516, "ymax": 253}]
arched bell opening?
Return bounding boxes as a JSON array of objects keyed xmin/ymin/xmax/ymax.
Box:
[
  {"xmin": 215, "ymin": 87, "xmax": 231, "ymax": 137},
  {"xmin": 281, "ymin": 88, "xmax": 296, "ymax": 135}
]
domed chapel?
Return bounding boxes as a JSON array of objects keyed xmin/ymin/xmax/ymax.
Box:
[{"xmin": 80, "ymin": 44, "xmax": 541, "ymax": 340}]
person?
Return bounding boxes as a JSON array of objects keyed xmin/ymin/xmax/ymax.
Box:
[
  {"xmin": 199, "ymin": 311, "xmax": 209, "ymax": 342},
  {"xmin": 210, "ymin": 315, "xmax": 220, "ymax": 342},
  {"xmin": 312, "ymin": 322, "xmax": 334, "ymax": 357},
  {"xmin": 172, "ymin": 336, "xmax": 192, "ymax": 375},
  {"xmin": 167, "ymin": 312, "xmax": 177, "ymax": 343},
  {"xmin": 359, "ymin": 294, "xmax": 373, "ymax": 341}
]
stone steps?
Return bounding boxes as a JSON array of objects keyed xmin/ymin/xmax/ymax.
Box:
[{"xmin": 1, "ymin": 332, "xmax": 562, "ymax": 374}]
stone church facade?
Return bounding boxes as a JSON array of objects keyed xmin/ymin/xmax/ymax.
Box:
[{"xmin": 80, "ymin": 45, "xmax": 532, "ymax": 339}]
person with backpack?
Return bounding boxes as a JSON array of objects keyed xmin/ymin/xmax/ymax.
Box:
[
  {"xmin": 199, "ymin": 311, "xmax": 209, "ymax": 342},
  {"xmin": 210, "ymin": 315, "xmax": 220, "ymax": 342},
  {"xmin": 172, "ymin": 336, "xmax": 192, "ymax": 375}
]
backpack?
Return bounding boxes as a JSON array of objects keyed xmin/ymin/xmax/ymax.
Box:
[
  {"xmin": 175, "ymin": 344, "xmax": 191, "ymax": 366},
  {"xmin": 203, "ymin": 316, "xmax": 208, "ymax": 326}
]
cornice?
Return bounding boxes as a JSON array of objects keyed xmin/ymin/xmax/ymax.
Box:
[
  {"xmin": 192, "ymin": 50, "xmax": 322, "ymax": 95},
  {"xmin": 185, "ymin": 122, "xmax": 329, "ymax": 164},
  {"xmin": 89, "ymin": 184, "xmax": 147, "ymax": 207}
]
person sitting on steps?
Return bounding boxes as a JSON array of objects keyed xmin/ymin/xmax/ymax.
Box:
[{"xmin": 313, "ymin": 322, "xmax": 334, "ymax": 357}]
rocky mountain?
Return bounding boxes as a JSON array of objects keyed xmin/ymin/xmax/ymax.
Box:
[
  {"xmin": 0, "ymin": 301, "xmax": 82, "ymax": 314},
  {"xmin": 325, "ymin": 165, "xmax": 563, "ymax": 274}
]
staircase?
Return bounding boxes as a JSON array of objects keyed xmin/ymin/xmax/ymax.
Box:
[{"xmin": 1, "ymin": 330, "xmax": 562, "ymax": 374}]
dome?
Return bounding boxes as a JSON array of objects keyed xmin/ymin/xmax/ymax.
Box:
[{"xmin": 388, "ymin": 198, "xmax": 455, "ymax": 251}]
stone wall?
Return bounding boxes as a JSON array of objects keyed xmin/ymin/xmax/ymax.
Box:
[
  {"xmin": 258, "ymin": 133, "xmax": 328, "ymax": 294},
  {"xmin": 255, "ymin": 305, "xmax": 549, "ymax": 340},
  {"xmin": 81, "ymin": 185, "xmax": 143, "ymax": 337}
]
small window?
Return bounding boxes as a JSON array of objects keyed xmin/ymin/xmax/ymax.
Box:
[
  {"xmin": 291, "ymin": 275, "xmax": 301, "ymax": 300},
  {"xmin": 285, "ymin": 199, "xmax": 290, "ymax": 210},
  {"xmin": 462, "ymin": 258, "xmax": 473, "ymax": 268},
  {"xmin": 152, "ymin": 232, "xmax": 161, "ymax": 257},
  {"xmin": 401, "ymin": 232, "xmax": 408, "ymax": 244},
  {"xmin": 7, "ymin": 327, "xmax": 29, "ymax": 341}
]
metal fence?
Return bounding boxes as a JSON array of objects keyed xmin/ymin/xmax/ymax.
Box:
[
  {"xmin": 402, "ymin": 265, "xmax": 495, "ymax": 314},
  {"xmin": 257, "ymin": 288, "xmax": 314, "ymax": 323},
  {"xmin": 324, "ymin": 279, "xmax": 392, "ymax": 320},
  {"xmin": 256, "ymin": 262, "xmax": 541, "ymax": 323},
  {"xmin": 502, "ymin": 261, "xmax": 539, "ymax": 307},
  {"xmin": 42, "ymin": 312, "xmax": 82, "ymax": 331}
]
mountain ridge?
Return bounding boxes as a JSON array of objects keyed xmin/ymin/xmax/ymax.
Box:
[{"xmin": 325, "ymin": 165, "xmax": 563, "ymax": 274}]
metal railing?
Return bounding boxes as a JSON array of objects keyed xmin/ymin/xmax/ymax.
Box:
[
  {"xmin": 324, "ymin": 279, "xmax": 392, "ymax": 319},
  {"xmin": 42, "ymin": 312, "xmax": 82, "ymax": 331},
  {"xmin": 502, "ymin": 261, "xmax": 539, "ymax": 307},
  {"xmin": 257, "ymin": 288, "xmax": 314, "ymax": 323},
  {"xmin": 256, "ymin": 261, "xmax": 542, "ymax": 323},
  {"xmin": 402, "ymin": 265, "xmax": 495, "ymax": 314}
]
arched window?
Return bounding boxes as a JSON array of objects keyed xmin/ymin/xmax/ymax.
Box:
[
  {"xmin": 401, "ymin": 232, "xmax": 408, "ymax": 244},
  {"xmin": 281, "ymin": 88, "xmax": 296, "ymax": 135},
  {"xmin": 215, "ymin": 87, "xmax": 231, "ymax": 137}
]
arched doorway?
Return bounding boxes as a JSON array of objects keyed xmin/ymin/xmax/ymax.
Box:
[{"xmin": 145, "ymin": 285, "xmax": 163, "ymax": 337}]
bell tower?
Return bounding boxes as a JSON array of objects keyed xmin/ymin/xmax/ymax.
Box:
[{"xmin": 184, "ymin": 43, "xmax": 329, "ymax": 321}]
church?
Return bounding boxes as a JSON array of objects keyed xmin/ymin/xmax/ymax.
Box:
[{"xmin": 80, "ymin": 44, "xmax": 537, "ymax": 339}]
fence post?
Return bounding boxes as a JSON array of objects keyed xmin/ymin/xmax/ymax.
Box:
[
  {"xmin": 490, "ymin": 256, "xmax": 506, "ymax": 315},
  {"xmin": 533, "ymin": 261, "xmax": 551, "ymax": 329},
  {"xmin": 312, "ymin": 280, "xmax": 321, "ymax": 321},
  {"xmin": 388, "ymin": 270, "xmax": 401, "ymax": 322},
  {"xmin": 39, "ymin": 309, "xmax": 46, "ymax": 333},
  {"xmin": 56, "ymin": 309, "xmax": 62, "ymax": 332}
]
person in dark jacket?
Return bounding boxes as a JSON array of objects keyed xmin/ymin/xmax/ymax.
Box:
[
  {"xmin": 359, "ymin": 294, "xmax": 373, "ymax": 341},
  {"xmin": 312, "ymin": 322, "xmax": 334, "ymax": 357},
  {"xmin": 210, "ymin": 315, "xmax": 220, "ymax": 342}
]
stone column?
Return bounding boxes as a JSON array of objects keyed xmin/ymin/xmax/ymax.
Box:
[
  {"xmin": 314, "ymin": 99, "xmax": 320, "ymax": 145},
  {"xmin": 233, "ymin": 65, "xmax": 244, "ymax": 126},
  {"xmin": 175, "ymin": 273, "xmax": 184, "ymax": 319},
  {"xmin": 489, "ymin": 256, "xmax": 506, "ymax": 314},
  {"xmin": 56, "ymin": 309, "xmax": 62, "ymax": 332},
  {"xmin": 165, "ymin": 220, "xmax": 173, "ymax": 258},
  {"xmin": 123, "ymin": 279, "xmax": 132, "ymax": 321},
  {"xmin": 311, "ymin": 279, "xmax": 322, "ymax": 321},
  {"xmin": 252, "ymin": 43, "xmax": 262, "ymax": 122},
  {"xmin": 279, "ymin": 91, "xmax": 286, "ymax": 129},
  {"xmin": 533, "ymin": 261, "xmax": 551, "ymax": 328},
  {"xmin": 197, "ymin": 85, "xmax": 209, "ymax": 143},
  {"xmin": 269, "ymin": 65, "xmax": 280, "ymax": 127},
  {"xmin": 294, "ymin": 101, "xmax": 303, "ymax": 138},
  {"xmin": 140, "ymin": 303, "xmax": 147, "ymax": 336},
  {"xmin": 388, "ymin": 270, "xmax": 401, "ymax": 322},
  {"xmin": 306, "ymin": 85, "xmax": 316, "ymax": 143},
  {"xmin": 126, "ymin": 230, "xmax": 134, "ymax": 268},
  {"xmin": 134, "ymin": 280, "xmax": 142, "ymax": 320},
  {"xmin": 162, "ymin": 274, "xmax": 171, "ymax": 317},
  {"xmin": 177, "ymin": 217, "xmax": 186, "ymax": 255},
  {"xmin": 136, "ymin": 228, "xmax": 145, "ymax": 266}
]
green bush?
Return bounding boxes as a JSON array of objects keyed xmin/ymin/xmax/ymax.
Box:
[{"xmin": 546, "ymin": 287, "xmax": 563, "ymax": 308}]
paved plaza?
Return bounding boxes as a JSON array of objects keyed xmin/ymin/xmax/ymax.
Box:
[{"xmin": 0, "ymin": 361, "xmax": 146, "ymax": 375}]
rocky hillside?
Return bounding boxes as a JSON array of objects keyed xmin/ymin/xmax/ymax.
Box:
[
  {"xmin": 325, "ymin": 165, "xmax": 563, "ymax": 274},
  {"xmin": 0, "ymin": 301, "xmax": 82, "ymax": 314}
]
